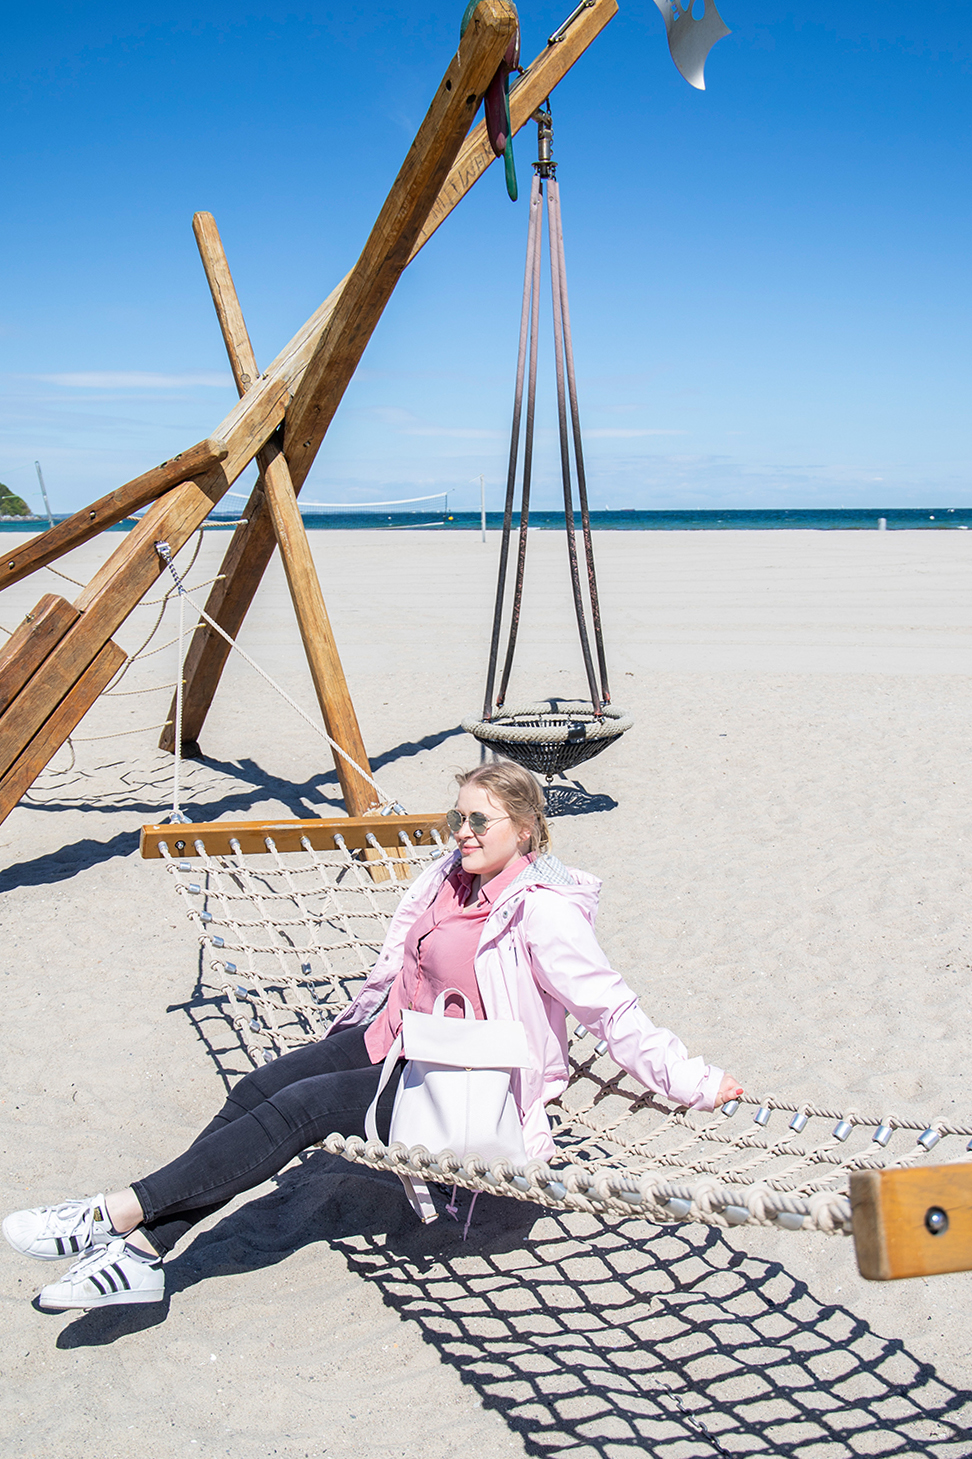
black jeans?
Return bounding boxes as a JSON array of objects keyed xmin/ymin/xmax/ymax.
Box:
[{"xmin": 132, "ymin": 1026, "xmax": 400, "ymax": 1256}]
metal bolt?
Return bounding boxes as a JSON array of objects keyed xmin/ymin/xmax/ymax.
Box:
[
  {"xmin": 212, "ymin": 936, "xmax": 224, "ymax": 948},
  {"xmin": 593, "ymin": 1039, "xmax": 609, "ymax": 1056},
  {"xmin": 262, "ymin": 1049, "xmax": 275, "ymax": 1064},
  {"xmin": 188, "ymin": 884, "xmax": 201, "ymax": 895},
  {"xmin": 236, "ymin": 985, "xmax": 248, "ymax": 998},
  {"xmin": 833, "ymin": 1119, "xmax": 853, "ymax": 1142},
  {"xmin": 175, "ymin": 841, "xmax": 186, "ymax": 853},
  {"xmin": 789, "ymin": 1111, "xmax": 808, "ymax": 1133},
  {"xmin": 199, "ymin": 911, "xmax": 212, "ymax": 923},
  {"xmin": 720, "ymin": 1100, "xmax": 739, "ymax": 1118},
  {"xmin": 918, "ymin": 1128, "xmax": 941, "ymax": 1151},
  {"xmin": 224, "ymin": 962, "xmax": 237, "ymax": 975},
  {"xmin": 872, "ymin": 1123, "xmax": 893, "ymax": 1147},
  {"xmin": 178, "ymin": 861, "xmax": 191, "ymax": 872},
  {"xmin": 753, "ymin": 1106, "xmax": 771, "ymax": 1127},
  {"xmin": 249, "ymin": 1019, "xmax": 261, "ymax": 1032},
  {"xmin": 925, "ymin": 1206, "xmax": 949, "ymax": 1236}
]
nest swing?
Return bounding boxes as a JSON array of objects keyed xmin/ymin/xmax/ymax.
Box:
[{"xmin": 464, "ymin": 111, "xmax": 631, "ymax": 780}]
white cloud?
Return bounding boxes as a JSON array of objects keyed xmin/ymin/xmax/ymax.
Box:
[
  {"xmin": 30, "ymin": 371, "xmax": 233, "ymax": 390},
  {"xmin": 585, "ymin": 428, "xmax": 686, "ymax": 439}
]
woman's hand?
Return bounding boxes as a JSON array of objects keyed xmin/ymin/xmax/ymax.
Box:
[{"xmin": 715, "ymin": 1073, "xmax": 744, "ymax": 1107}]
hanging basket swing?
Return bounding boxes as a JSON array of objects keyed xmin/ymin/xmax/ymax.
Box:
[
  {"xmin": 465, "ymin": 108, "xmax": 632, "ymax": 782},
  {"xmin": 463, "ymin": 701, "xmax": 633, "ymax": 779}
]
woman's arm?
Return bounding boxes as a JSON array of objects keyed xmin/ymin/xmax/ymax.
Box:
[{"xmin": 522, "ymin": 892, "xmax": 737, "ymax": 1112}]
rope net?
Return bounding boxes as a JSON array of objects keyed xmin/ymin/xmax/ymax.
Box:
[{"xmin": 161, "ymin": 835, "xmax": 972, "ymax": 1239}]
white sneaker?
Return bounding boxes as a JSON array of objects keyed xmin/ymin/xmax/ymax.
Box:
[
  {"xmin": 3, "ymin": 1195, "xmax": 118, "ymax": 1261},
  {"xmin": 37, "ymin": 1239, "xmax": 165, "ymax": 1310}
]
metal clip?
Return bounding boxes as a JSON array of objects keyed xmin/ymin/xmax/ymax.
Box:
[
  {"xmin": 789, "ymin": 1111, "xmax": 809, "ymax": 1133},
  {"xmin": 720, "ymin": 1099, "xmax": 739, "ymax": 1117},
  {"xmin": 872, "ymin": 1123, "xmax": 893, "ymax": 1147},
  {"xmin": 832, "ymin": 1119, "xmax": 853, "ymax": 1142},
  {"xmin": 917, "ymin": 1128, "xmax": 941, "ymax": 1151},
  {"xmin": 753, "ymin": 1106, "xmax": 771, "ymax": 1127}
]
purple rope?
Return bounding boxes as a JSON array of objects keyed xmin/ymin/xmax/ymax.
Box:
[
  {"xmin": 483, "ymin": 173, "xmax": 543, "ymax": 720},
  {"xmin": 546, "ymin": 179, "xmax": 602, "ymax": 715},
  {"xmin": 547, "ymin": 178, "xmax": 611, "ymax": 705}
]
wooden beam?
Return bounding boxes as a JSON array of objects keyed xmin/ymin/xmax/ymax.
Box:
[
  {"xmin": 140, "ymin": 812, "xmax": 446, "ymax": 858},
  {"xmin": 0, "ymin": 639, "xmax": 126, "ymax": 825},
  {"xmin": 408, "ymin": 0, "xmax": 619, "ymax": 263},
  {"xmin": 157, "ymin": 0, "xmax": 616, "ymax": 754},
  {"xmin": 283, "ymin": 0, "xmax": 519, "ymax": 485},
  {"xmin": 850, "ymin": 1164, "xmax": 972, "ymax": 1280},
  {"xmin": 0, "ymin": 437, "xmax": 229, "ymax": 591},
  {"xmin": 0, "ymin": 594, "xmax": 79, "ymax": 716},
  {"xmin": 189, "ymin": 211, "xmax": 376, "ymax": 814}
]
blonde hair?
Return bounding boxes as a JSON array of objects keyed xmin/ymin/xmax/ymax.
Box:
[{"xmin": 454, "ymin": 760, "xmax": 550, "ymax": 854}]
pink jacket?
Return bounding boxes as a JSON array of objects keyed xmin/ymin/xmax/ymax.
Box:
[{"xmin": 328, "ymin": 850, "xmax": 724, "ymax": 1160}]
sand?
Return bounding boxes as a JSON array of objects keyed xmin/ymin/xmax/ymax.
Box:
[{"xmin": 1, "ymin": 526, "xmax": 971, "ymax": 1458}]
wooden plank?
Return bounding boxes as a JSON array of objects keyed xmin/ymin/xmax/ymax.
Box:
[
  {"xmin": 0, "ymin": 639, "xmax": 126, "ymax": 824},
  {"xmin": 0, "ymin": 437, "xmax": 229, "ymax": 591},
  {"xmin": 139, "ymin": 812, "xmax": 446, "ymax": 858},
  {"xmin": 162, "ymin": 0, "xmax": 614, "ymax": 751},
  {"xmin": 850, "ymin": 1164, "xmax": 972, "ymax": 1280},
  {"xmin": 408, "ymin": 0, "xmax": 619, "ymax": 264},
  {"xmin": 284, "ymin": 0, "xmax": 519, "ymax": 487},
  {"xmin": 0, "ymin": 595, "xmax": 79, "ymax": 715},
  {"xmin": 189, "ymin": 212, "xmax": 376, "ymax": 815}
]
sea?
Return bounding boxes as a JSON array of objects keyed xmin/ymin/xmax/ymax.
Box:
[{"xmin": 2, "ymin": 507, "xmax": 970, "ymax": 533}]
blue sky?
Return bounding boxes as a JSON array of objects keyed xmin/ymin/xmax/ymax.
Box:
[{"xmin": 2, "ymin": 1, "xmax": 970, "ymax": 513}]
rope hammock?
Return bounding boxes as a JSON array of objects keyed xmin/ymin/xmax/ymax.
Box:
[
  {"xmin": 158, "ymin": 830, "xmax": 972, "ymax": 1239},
  {"xmin": 463, "ymin": 111, "xmax": 632, "ymax": 779}
]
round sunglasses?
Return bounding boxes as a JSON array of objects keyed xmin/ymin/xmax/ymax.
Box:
[{"xmin": 445, "ymin": 809, "xmax": 510, "ymax": 837}]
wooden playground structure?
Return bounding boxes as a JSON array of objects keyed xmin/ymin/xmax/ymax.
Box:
[{"xmin": 0, "ymin": 0, "xmax": 618, "ymax": 831}]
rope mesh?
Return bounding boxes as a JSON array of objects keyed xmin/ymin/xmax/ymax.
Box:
[{"xmin": 164, "ymin": 838, "xmax": 972, "ymax": 1238}]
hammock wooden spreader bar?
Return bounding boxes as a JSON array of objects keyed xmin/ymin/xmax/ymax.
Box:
[{"xmin": 0, "ymin": 0, "xmax": 621, "ymax": 828}]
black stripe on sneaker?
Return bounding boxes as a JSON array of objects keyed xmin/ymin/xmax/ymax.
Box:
[
  {"xmin": 101, "ymin": 1268, "xmax": 119, "ymax": 1293},
  {"xmin": 112, "ymin": 1263, "xmax": 131, "ymax": 1291},
  {"xmin": 69, "ymin": 1236, "xmax": 81, "ymax": 1253},
  {"xmin": 55, "ymin": 1237, "xmax": 65, "ymax": 1256},
  {"xmin": 89, "ymin": 1274, "xmax": 107, "ymax": 1295}
]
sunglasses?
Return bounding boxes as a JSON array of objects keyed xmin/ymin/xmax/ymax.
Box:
[{"xmin": 445, "ymin": 809, "xmax": 510, "ymax": 837}]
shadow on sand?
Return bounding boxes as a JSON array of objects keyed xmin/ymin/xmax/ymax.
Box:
[{"xmin": 52, "ymin": 1156, "xmax": 971, "ymax": 1456}]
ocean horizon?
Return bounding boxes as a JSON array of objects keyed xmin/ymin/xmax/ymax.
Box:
[{"xmin": 2, "ymin": 506, "xmax": 970, "ymax": 533}]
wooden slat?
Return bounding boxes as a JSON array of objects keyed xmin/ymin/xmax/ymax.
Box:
[
  {"xmin": 850, "ymin": 1165, "xmax": 972, "ymax": 1280},
  {"xmin": 0, "ymin": 437, "xmax": 229, "ymax": 591},
  {"xmin": 0, "ymin": 595, "xmax": 79, "ymax": 716},
  {"xmin": 0, "ymin": 639, "xmax": 126, "ymax": 824},
  {"xmin": 189, "ymin": 213, "xmax": 376, "ymax": 815},
  {"xmin": 139, "ymin": 813, "xmax": 446, "ymax": 858},
  {"xmin": 407, "ymin": 0, "xmax": 619, "ymax": 263},
  {"xmin": 283, "ymin": 0, "xmax": 519, "ymax": 486},
  {"xmin": 159, "ymin": 1, "xmax": 615, "ymax": 752}
]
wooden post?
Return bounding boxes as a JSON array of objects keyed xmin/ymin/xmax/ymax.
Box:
[
  {"xmin": 190, "ymin": 212, "xmax": 376, "ymax": 814},
  {"xmin": 163, "ymin": 0, "xmax": 617, "ymax": 753}
]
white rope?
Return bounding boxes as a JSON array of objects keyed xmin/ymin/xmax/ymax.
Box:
[{"xmin": 154, "ymin": 541, "xmax": 397, "ymax": 811}]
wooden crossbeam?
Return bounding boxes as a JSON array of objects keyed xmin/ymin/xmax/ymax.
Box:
[
  {"xmin": 0, "ymin": 437, "xmax": 228, "ymax": 591},
  {"xmin": 188, "ymin": 212, "xmax": 376, "ymax": 815},
  {"xmin": 851, "ymin": 1165, "xmax": 972, "ymax": 1280},
  {"xmin": 140, "ymin": 813, "xmax": 445, "ymax": 858},
  {"xmin": 161, "ymin": 0, "xmax": 618, "ymax": 755}
]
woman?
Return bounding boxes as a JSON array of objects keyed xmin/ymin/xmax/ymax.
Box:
[{"xmin": 4, "ymin": 761, "xmax": 742, "ymax": 1311}]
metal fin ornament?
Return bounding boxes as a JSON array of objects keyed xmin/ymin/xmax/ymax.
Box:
[{"xmin": 653, "ymin": 0, "xmax": 730, "ymax": 90}]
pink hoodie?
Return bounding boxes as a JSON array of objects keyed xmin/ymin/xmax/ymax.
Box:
[{"xmin": 328, "ymin": 850, "xmax": 724, "ymax": 1160}]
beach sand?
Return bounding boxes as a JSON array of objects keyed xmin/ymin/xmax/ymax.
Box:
[{"xmin": 1, "ymin": 526, "xmax": 970, "ymax": 1457}]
